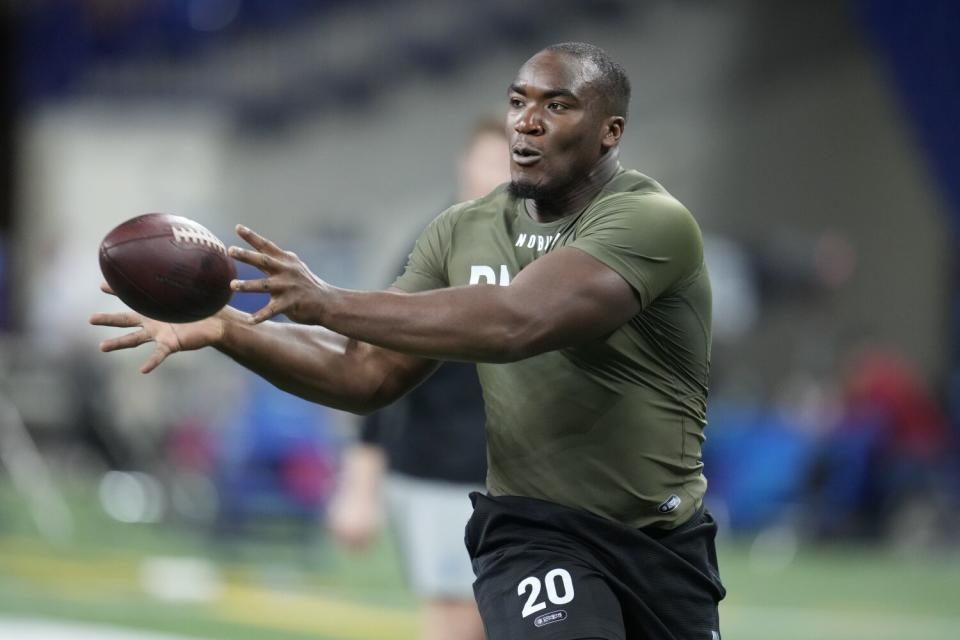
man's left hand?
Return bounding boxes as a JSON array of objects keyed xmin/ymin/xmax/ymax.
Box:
[{"xmin": 228, "ymin": 224, "xmax": 329, "ymax": 325}]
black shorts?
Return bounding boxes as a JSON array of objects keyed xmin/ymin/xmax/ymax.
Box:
[{"xmin": 465, "ymin": 492, "xmax": 725, "ymax": 640}]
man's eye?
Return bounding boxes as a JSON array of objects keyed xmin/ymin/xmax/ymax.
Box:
[
  {"xmin": 548, "ymin": 102, "xmax": 567, "ymax": 111},
  {"xmin": 509, "ymin": 97, "xmax": 524, "ymax": 108}
]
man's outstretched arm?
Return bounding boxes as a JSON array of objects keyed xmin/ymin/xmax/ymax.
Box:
[{"xmin": 230, "ymin": 225, "xmax": 641, "ymax": 363}]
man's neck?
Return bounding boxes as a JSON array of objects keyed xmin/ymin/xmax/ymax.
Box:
[{"xmin": 527, "ymin": 153, "xmax": 621, "ymax": 223}]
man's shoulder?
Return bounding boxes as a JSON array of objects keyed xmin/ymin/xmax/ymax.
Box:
[
  {"xmin": 600, "ymin": 169, "xmax": 674, "ymax": 197},
  {"xmin": 441, "ymin": 183, "xmax": 513, "ymax": 225},
  {"xmin": 585, "ymin": 170, "xmax": 693, "ymax": 224},
  {"xmin": 410, "ymin": 184, "xmax": 511, "ymax": 254}
]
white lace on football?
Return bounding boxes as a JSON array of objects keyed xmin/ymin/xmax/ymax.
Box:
[{"xmin": 172, "ymin": 225, "xmax": 226, "ymax": 254}]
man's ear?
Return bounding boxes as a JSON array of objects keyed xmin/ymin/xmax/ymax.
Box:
[{"xmin": 601, "ymin": 116, "xmax": 625, "ymax": 149}]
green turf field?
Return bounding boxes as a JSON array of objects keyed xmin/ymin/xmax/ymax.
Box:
[{"xmin": 1, "ymin": 480, "xmax": 957, "ymax": 639}]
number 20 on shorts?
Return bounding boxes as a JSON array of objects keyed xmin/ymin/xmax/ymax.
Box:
[{"xmin": 517, "ymin": 568, "xmax": 575, "ymax": 618}]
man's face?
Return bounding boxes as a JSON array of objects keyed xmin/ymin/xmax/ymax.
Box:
[{"xmin": 507, "ymin": 50, "xmax": 612, "ymax": 199}]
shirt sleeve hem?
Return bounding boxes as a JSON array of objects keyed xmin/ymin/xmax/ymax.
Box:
[{"xmin": 567, "ymin": 244, "xmax": 654, "ymax": 309}]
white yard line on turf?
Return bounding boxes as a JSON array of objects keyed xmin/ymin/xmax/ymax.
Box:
[
  {"xmin": 723, "ymin": 604, "xmax": 960, "ymax": 638},
  {"xmin": 0, "ymin": 617, "xmax": 199, "ymax": 640}
]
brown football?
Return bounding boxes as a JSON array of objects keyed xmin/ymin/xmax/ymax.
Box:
[{"xmin": 99, "ymin": 213, "xmax": 236, "ymax": 323}]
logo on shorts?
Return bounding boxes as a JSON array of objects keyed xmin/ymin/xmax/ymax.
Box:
[
  {"xmin": 710, "ymin": 631, "xmax": 721, "ymax": 640},
  {"xmin": 658, "ymin": 494, "xmax": 682, "ymax": 513},
  {"xmin": 534, "ymin": 610, "xmax": 567, "ymax": 627}
]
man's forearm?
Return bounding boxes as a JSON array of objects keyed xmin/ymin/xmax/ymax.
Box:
[
  {"xmin": 317, "ymin": 284, "xmax": 539, "ymax": 363},
  {"xmin": 215, "ymin": 307, "xmax": 406, "ymax": 413}
]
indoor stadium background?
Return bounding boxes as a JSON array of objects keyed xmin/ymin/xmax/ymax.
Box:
[{"xmin": 1, "ymin": 1, "xmax": 959, "ymax": 639}]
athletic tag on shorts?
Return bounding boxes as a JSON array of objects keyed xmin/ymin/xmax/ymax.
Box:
[{"xmin": 534, "ymin": 610, "xmax": 567, "ymax": 627}]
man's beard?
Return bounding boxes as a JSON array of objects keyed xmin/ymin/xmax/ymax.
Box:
[
  {"xmin": 508, "ymin": 163, "xmax": 581, "ymax": 201},
  {"xmin": 507, "ymin": 180, "xmax": 553, "ymax": 200},
  {"xmin": 507, "ymin": 180, "xmax": 570, "ymax": 202}
]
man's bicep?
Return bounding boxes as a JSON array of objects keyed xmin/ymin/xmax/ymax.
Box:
[
  {"xmin": 506, "ymin": 247, "xmax": 641, "ymax": 350},
  {"xmin": 571, "ymin": 194, "xmax": 703, "ymax": 306}
]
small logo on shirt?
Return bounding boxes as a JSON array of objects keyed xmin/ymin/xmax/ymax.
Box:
[
  {"xmin": 710, "ymin": 630, "xmax": 721, "ymax": 640},
  {"xmin": 515, "ymin": 232, "xmax": 560, "ymax": 253},
  {"xmin": 534, "ymin": 610, "xmax": 567, "ymax": 627},
  {"xmin": 658, "ymin": 494, "xmax": 682, "ymax": 513}
]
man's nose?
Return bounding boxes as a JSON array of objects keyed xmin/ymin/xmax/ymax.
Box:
[{"xmin": 514, "ymin": 107, "xmax": 544, "ymax": 135}]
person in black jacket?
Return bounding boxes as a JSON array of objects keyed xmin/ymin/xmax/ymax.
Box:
[{"xmin": 326, "ymin": 117, "xmax": 508, "ymax": 640}]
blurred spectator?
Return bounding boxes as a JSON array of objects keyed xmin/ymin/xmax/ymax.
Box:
[
  {"xmin": 212, "ymin": 373, "xmax": 340, "ymax": 540},
  {"xmin": 806, "ymin": 344, "xmax": 955, "ymax": 544},
  {"xmin": 704, "ymin": 397, "xmax": 818, "ymax": 533},
  {"xmin": 326, "ymin": 117, "xmax": 509, "ymax": 640},
  {"xmin": 706, "ymin": 228, "xmax": 857, "ymax": 347}
]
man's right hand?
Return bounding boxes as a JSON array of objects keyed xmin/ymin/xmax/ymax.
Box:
[
  {"xmin": 326, "ymin": 489, "xmax": 381, "ymax": 551},
  {"xmin": 326, "ymin": 444, "xmax": 387, "ymax": 551},
  {"xmin": 89, "ymin": 283, "xmax": 227, "ymax": 374}
]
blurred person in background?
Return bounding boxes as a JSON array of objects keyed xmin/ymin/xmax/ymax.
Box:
[
  {"xmin": 326, "ymin": 118, "xmax": 508, "ymax": 640},
  {"xmin": 92, "ymin": 43, "xmax": 725, "ymax": 639},
  {"xmin": 806, "ymin": 341, "xmax": 955, "ymax": 544}
]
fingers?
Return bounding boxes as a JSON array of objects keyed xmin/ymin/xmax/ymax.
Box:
[
  {"xmin": 230, "ymin": 277, "xmax": 272, "ymax": 293},
  {"xmin": 235, "ymin": 224, "xmax": 284, "ymax": 256},
  {"xmin": 89, "ymin": 311, "xmax": 141, "ymax": 328},
  {"xmin": 141, "ymin": 345, "xmax": 171, "ymax": 374},
  {"xmin": 99, "ymin": 329, "xmax": 152, "ymax": 353},
  {"xmin": 100, "ymin": 282, "xmax": 116, "ymax": 296},
  {"xmin": 249, "ymin": 302, "xmax": 278, "ymax": 324},
  {"xmin": 227, "ymin": 246, "xmax": 282, "ymax": 272}
]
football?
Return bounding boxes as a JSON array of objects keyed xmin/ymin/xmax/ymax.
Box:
[{"xmin": 99, "ymin": 213, "xmax": 236, "ymax": 323}]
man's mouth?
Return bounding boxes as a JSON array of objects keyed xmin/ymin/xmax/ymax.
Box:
[{"xmin": 511, "ymin": 146, "xmax": 542, "ymax": 166}]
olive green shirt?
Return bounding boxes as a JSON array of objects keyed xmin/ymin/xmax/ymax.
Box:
[{"xmin": 394, "ymin": 169, "xmax": 712, "ymax": 528}]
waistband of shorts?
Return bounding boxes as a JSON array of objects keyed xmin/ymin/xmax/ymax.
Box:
[{"xmin": 470, "ymin": 491, "xmax": 707, "ymax": 540}]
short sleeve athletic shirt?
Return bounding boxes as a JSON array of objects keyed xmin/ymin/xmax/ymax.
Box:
[{"xmin": 393, "ymin": 169, "xmax": 712, "ymax": 529}]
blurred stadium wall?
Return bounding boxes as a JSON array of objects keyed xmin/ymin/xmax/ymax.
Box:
[
  {"xmin": 1, "ymin": 0, "xmax": 958, "ymax": 535},
  {"xmin": 5, "ymin": 1, "xmax": 952, "ymax": 378},
  {"xmin": 1, "ymin": 3, "xmax": 959, "ymax": 639}
]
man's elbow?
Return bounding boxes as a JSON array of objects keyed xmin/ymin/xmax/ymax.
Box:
[
  {"xmin": 487, "ymin": 315, "xmax": 551, "ymax": 363},
  {"xmin": 302, "ymin": 390, "xmax": 384, "ymax": 417},
  {"xmin": 326, "ymin": 392, "xmax": 394, "ymax": 417},
  {"xmin": 289, "ymin": 375, "xmax": 395, "ymax": 417},
  {"xmin": 344, "ymin": 404, "xmax": 379, "ymax": 417},
  {"xmin": 353, "ymin": 370, "xmax": 416, "ymax": 415}
]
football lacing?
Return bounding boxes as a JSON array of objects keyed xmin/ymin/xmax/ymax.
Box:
[{"xmin": 172, "ymin": 225, "xmax": 226, "ymax": 254}]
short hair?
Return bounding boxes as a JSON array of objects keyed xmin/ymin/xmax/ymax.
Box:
[{"xmin": 543, "ymin": 42, "xmax": 631, "ymax": 121}]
